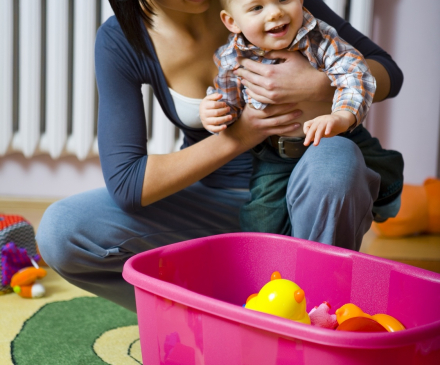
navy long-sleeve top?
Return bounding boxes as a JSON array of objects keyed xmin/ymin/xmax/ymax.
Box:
[{"xmin": 95, "ymin": 0, "xmax": 404, "ymax": 212}]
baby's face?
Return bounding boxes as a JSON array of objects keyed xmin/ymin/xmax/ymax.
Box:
[{"xmin": 227, "ymin": 0, "xmax": 304, "ymax": 50}]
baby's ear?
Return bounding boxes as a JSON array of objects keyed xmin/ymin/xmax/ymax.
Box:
[{"xmin": 220, "ymin": 10, "xmax": 242, "ymax": 34}]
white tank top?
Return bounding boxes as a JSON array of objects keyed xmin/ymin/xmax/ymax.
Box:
[
  {"xmin": 168, "ymin": 88, "xmax": 204, "ymax": 129},
  {"xmin": 168, "ymin": 89, "xmax": 249, "ymax": 192}
]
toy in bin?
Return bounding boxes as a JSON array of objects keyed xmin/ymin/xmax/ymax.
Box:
[
  {"xmin": 308, "ymin": 301, "xmax": 338, "ymax": 329},
  {"xmin": 244, "ymin": 271, "xmax": 310, "ymax": 324},
  {"xmin": 335, "ymin": 303, "xmax": 406, "ymax": 332}
]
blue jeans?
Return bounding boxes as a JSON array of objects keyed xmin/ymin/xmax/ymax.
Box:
[
  {"xmin": 36, "ymin": 183, "xmax": 250, "ymax": 312},
  {"xmin": 36, "ymin": 137, "xmax": 388, "ymax": 313},
  {"xmin": 240, "ymin": 136, "xmax": 382, "ymax": 251}
]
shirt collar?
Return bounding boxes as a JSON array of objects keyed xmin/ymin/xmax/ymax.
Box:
[{"xmin": 292, "ymin": 7, "xmax": 317, "ymax": 47}]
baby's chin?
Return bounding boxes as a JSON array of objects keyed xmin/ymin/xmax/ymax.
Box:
[{"xmin": 263, "ymin": 40, "xmax": 293, "ymax": 52}]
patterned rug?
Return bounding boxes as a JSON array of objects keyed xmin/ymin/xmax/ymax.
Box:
[{"xmin": 0, "ymin": 269, "xmax": 142, "ymax": 365}]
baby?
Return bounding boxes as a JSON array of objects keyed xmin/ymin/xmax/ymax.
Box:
[{"xmin": 200, "ymin": 0, "xmax": 376, "ymax": 234}]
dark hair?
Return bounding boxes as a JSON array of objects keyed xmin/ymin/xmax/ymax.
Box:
[{"xmin": 108, "ymin": 0, "xmax": 156, "ymax": 58}]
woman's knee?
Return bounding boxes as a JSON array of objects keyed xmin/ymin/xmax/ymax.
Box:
[
  {"xmin": 287, "ymin": 137, "xmax": 380, "ymax": 203},
  {"xmin": 36, "ymin": 198, "xmax": 84, "ymax": 270}
]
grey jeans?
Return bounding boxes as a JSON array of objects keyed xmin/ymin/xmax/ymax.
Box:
[{"xmin": 36, "ymin": 137, "xmax": 381, "ymax": 312}]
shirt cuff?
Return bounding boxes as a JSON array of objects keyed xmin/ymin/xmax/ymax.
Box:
[{"xmin": 332, "ymin": 102, "xmax": 362, "ymax": 132}]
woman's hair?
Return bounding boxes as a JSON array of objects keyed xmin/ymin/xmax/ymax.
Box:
[{"xmin": 108, "ymin": 0, "xmax": 156, "ymax": 58}]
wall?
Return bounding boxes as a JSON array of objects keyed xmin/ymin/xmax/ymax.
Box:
[
  {"xmin": 0, "ymin": 0, "xmax": 439, "ymax": 199},
  {"xmin": 0, "ymin": 153, "xmax": 103, "ymax": 199},
  {"xmin": 368, "ymin": 0, "xmax": 440, "ymax": 184}
]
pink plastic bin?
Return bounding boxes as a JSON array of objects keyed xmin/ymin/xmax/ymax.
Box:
[{"xmin": 123, "ymin": 233, "xmax": 440, "ymax": 365}]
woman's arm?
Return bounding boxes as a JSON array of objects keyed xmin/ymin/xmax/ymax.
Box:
[
  {"xmin": 237, "ymin": 52, "xmax": 391, "ymax": 104},
  {"xmin": 366, "ymin": 59, "xmax": 391, "ymax": 102},
  {"xmin": 96, "ymin": 21, "xmax": 302, "ymax": 210},
  {"xmin": 141, "ymin": 104, "xmax": 302, "ymax": 206},
  {"xmin": 305, "ymin": 0, "xmax": 403, "ymax": 99}
]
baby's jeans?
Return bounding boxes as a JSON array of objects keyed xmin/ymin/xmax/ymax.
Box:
[{"xmin": 240, "ymin": 136, "xmax": 382, "ymax": 251}]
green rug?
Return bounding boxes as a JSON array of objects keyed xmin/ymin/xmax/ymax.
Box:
[{"xmin": 11, "ymin": 297, "xmax": 140, "ymax": 365}]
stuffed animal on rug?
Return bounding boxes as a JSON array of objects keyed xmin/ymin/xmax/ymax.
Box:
[
  {"xmin": 1, "ymin": 242, "xmax": 46, "ymax": 297},
  {"xmin": 373, "ymin": 178, "xmax": 440, "ymax": 237},
  {"xmin": 11, "ymin": 265, "xmax": 47, "ymax": 298},
  {"xmin": 1, "ymin": 214, "xmax": 45, "ymax": 296}
]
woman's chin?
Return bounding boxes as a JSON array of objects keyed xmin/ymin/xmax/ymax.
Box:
[
  {"xmin": 184, "ymin": 0, "xmax": 210, "ymax": 12},
  {"xmin": 160, "ymin": 0, "xmax": 210, "ymax": 14}
]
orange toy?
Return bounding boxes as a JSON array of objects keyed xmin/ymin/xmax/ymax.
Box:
[
  {"xmin": 11, "ymin": 267, "xmax": 47, "ymax": 298},
  {"xmin": 335, "ymin": 303, "xmax": 405, "ymax": 332},
  {"xmin": 373, "ymin": 178, "xmax": 440, "ymax": 237}
]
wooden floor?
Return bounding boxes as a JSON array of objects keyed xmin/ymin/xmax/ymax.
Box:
[
  {"xmin": 360, "ymin": 228, "xmax": 440, "ymax": 273},
  {"xmin": 1, "ymin": 196, "xmax": 440, "ymax": 274}
]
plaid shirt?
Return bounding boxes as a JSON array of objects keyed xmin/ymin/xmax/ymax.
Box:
[{"xmin": 207, "ymin": 7, "xmax": 376, "ymax": 129}]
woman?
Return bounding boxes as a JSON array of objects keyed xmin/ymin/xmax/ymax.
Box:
[{"xmin": 36, "ymin": 0, "xmax": 403, "ymax": 312}]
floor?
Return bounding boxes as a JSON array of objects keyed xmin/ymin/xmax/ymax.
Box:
[{"xmin": 1, "ymin": 196, "xmax": 440, "ymax": 274}]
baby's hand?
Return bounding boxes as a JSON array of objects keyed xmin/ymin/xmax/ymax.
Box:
[
  {"xmin": 199, "ymin": 93, "xmax": 232, "ymax": 134},
  {"xmin": 303, "ymin": 111, "xmax": 355, "ymax": 146}
]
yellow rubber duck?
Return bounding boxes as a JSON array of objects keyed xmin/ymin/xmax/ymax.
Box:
[{"xmin": 245, "ymin": 271, "xmax": 310, "ymax": 324}]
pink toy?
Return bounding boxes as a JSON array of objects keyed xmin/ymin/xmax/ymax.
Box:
[{"xmin": 308, "ymin": 301, "xmax": 338, "ymax": 329}]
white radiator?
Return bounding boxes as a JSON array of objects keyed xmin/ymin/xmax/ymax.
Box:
[
  {"xmin": 0, "ymin": 0, "xmax": 371, "ymax": 161},
  {"xmin": 0, "ymin": 0, "xmax": 181, "ymax": 160},
  {"xmin": 324, "ymin": 0, "xmax": 374, "ymax": 37}
]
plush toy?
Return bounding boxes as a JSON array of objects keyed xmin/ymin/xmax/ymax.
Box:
[
  {"xmin": 308, "ymin": 301, "xmax": 338, "ymax": 329},
  {"xmin": 1, "ymin": 242, "xmax": 41, "ymax": 292},
  {"xmin": 373, "ymin": 178, "xmax": 440, "ymax": 237},
  {"xmin": 11, "ymin": 266, "xmax": 47, "ymax": 298},
  {"xmin": 1, "ymin": 214, "xmax": 39, "ymax": 293}
]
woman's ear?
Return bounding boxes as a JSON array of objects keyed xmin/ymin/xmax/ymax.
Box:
[{"xmin": 220, "ymin": 10, "xmax": 242, "ymax": 34}]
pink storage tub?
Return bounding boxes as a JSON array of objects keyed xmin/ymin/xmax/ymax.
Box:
[{"xmin": 123, "ymin": 233, "xmax": 440, "ymax": 365}]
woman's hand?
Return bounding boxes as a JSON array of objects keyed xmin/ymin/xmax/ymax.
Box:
[
  {"xmin": 142, "ymin": 102, "xmax": 302, "ymax": 206},
  {"xmin": 225, "ymin": 102, "xmax": 304, "ymax": 151},
  {"xmin": 234, "ymin": 50, "xmax": 335, "ymax": 105}
]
